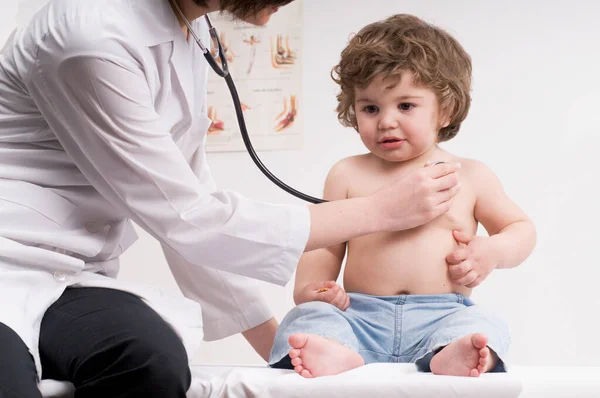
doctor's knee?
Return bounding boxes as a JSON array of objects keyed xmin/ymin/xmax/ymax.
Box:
[{"xmin": 122, "ymin": 335, "xmax": 192, "ymax": 394}]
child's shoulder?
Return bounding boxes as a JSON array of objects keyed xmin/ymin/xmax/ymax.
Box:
[
  {"xmin": 454, "ymin": 156, "xmax": 495, "ymax": 177},
  {"xmin": 453, "ymin": 156, "xmax": 503, "ymax": 190},
  {"xmin": 323, "ymin": 154, "xmax": 372, "ymax": 197},
  {"xmin": 327, "ymin": 154, "xmax": 373, "ymax": 176}
]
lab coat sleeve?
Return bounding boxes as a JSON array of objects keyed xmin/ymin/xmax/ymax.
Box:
[
  {"xmin": 26, "ymin": 17, "xmax": 310, "ymax": 286},
  {"xmin": 162, "ymin": 243, "xmax": 273, "ymax": 340},
  {"xmin": 162, "ymin": 148, "xmax": 274, "ymax": 340}
]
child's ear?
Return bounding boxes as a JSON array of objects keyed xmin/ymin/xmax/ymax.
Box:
[{"xmin": 439, "ymin": 108, "xmax": 451, "ymax": 128}]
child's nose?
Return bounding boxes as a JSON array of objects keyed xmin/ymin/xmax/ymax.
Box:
[{"xmin": 377, "ymin": 111, "xmax": 400, "ymax": 130}]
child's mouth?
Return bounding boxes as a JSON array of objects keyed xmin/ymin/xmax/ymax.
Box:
[{"xmin": 379, "ymin": 138, "xmax": 405, "ymax": 149}]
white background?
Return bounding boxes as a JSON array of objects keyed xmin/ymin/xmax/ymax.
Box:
[{"xmin": 2, "ymin": 0, "xmax": 599, "ymax": 367}]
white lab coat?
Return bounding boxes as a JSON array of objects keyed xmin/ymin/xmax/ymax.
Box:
[{"xmin": 0, "ymin": 0, "xmax": 310, "ymax": 379}]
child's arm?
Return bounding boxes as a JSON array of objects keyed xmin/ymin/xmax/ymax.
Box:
[
  {"xmin": 293, "ymin": 161, "xmax": 350, "ymax": 308},
  {"xmin": 446, "ymin": 160, "xmax": 536, "ymax": 287},
  {"xmin": 472, "ymin": 161, "xmax": 536, "ymax": 268}
]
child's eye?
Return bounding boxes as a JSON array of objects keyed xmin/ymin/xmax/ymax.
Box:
[
  {"xmin": 362, "ymin": 105, "xmax": 379, "ymax": 114},
  {"xmin": 399, "ymin": 103, "xmax": 414, "ymax": 111}
]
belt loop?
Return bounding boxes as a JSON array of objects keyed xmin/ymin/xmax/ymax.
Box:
[
  {"xmin": 456, "ymin": 293, "xmax": 463, "ymax": 304},
  {"xmin": 399, "ymin": 294, "xmax": 407, "ymax": 306},
  {"xmin": 395, "ymin": 294, "xmax": 406, "ymax": 306}
]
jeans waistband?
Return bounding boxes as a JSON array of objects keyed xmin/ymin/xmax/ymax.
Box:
[{"xmin": 348, "ymin": 292, "xmax": 472, "ymax": 305}]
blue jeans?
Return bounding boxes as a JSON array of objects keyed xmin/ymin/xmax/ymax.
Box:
[{"xmin": 270, "ymin": 293, "xmax": 510, "ymax": 372}]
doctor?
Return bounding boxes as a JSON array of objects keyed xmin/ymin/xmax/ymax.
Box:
[{"xmin": 0, "ymin": 0, "xmax": 461, "ymax": 397}]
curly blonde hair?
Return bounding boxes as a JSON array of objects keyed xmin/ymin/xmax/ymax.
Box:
[{"xmin": 331, "ymin": 14, "xmax": 472, "ymax": 142}]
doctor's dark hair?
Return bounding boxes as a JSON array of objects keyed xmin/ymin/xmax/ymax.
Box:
[
  {"xmin": 193, "ymin": 0, "xmax": 295, "ymax": 18},
  {"xmin": 331, "ymin": 14, "xmax": 472, "ymax": 142}
]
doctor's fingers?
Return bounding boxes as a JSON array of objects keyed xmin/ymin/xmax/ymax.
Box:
[
  {"xmin": 424, "ymin": 162, "xmax": 461, "ymax": 181},
  {"xmin": 455, "ymin": 269, "xmax": 478, "ymax": 286},
  {"xmin": 434, "ymin": 183, "xmax": 461, "ymax": 206},
  {"xmin": 432, "ymin": 172, "xmax": 460, "ymax": 193},
  {"xmin": 426, "ymin": 196, "xmax": 454, "ymax": 222}
]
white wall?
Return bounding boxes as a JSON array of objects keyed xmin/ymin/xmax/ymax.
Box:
[
  {"xmin": 3, "ymin": 0, "xmax": 600, "ymax": 367},
  {"xmin": 0, "ymin": 1, "xmax": 17, "ymax": 51}
]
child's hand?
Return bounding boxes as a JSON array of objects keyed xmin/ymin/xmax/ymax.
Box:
[
  {"xmin": 445, "ymin": 230, "xmax": 499, "ymax": 288},
  {"xmin": 296, "ymin": 281, "xmax": 350, "ymax": 311}
]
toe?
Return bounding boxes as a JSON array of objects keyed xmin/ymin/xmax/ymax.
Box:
[
  {"xmin": 471, "ymin": 333, "xmax": 488, "ymax": 350},
  {"xmin": 469, "ymin": 368, "xmax": 480, "ymax": 377},
  {"xmin": 289, "ymin": 348, "xmax": 301, "ymax": 358},
  {"xmin": 478, "ymin": 355, "xmax": 490, "ymax": 374},
  {"xmin": 291, "ymin": 357, "xmax": 302, "ymax": 367},
  {"xmin": 289, "ymin": 333, "xmax": 309, "ymax": 349},
  {"xmin": 294, "ymin": 364, "xmax": 304, "ymax": 374},
  {"xmin": 300, "ymin": 368, "xmax": 313, "ymax": 378},
  {"xmin": 480, "ymin": 346, "xmax": 490, "ymax": 358}
]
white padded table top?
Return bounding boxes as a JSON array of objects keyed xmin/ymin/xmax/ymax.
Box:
[{"xmin": 39, "ymin": 364, "xmax": 600, "ymax": 398}]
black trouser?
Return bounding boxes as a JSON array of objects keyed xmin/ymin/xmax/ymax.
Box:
[{"xmin": 0, "ymin": 287, "xmax": 191, "ymax": 398}]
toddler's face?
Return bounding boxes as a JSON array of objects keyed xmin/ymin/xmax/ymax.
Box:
[{"xmin": 354, "ymin": 72, "xmax": 448, "ymax": 163}]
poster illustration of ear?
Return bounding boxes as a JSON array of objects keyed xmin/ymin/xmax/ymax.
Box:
[{"xmin": 205, "ymin": 1, "xmax": 303, "ymax": 152}]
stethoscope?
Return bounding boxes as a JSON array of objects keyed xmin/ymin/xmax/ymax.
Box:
[{"xmin": 170, "ymin": 1, "xmax": 325, "ymax": 204}]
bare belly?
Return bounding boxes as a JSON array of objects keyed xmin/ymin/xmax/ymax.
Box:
[
  {"xmin": 341, "ymin": 151, "xmax": 478, "ymax": 297},
  {"xmin": 343, "ymin": 219, "xmax": 474, "ymax": 297}
]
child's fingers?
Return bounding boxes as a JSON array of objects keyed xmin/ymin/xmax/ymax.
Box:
[
  {"xmin": 315, "ymin": 281, "xmax": 336, "ymax": 294},
  {"xmin": 448, "ymin": 261, "xmax": 471, "ymax": 279},
  {"xmin": 331, "ymin": 290, "xmax": 347, "ymax": 310},
  {"xmin": 334, "ymin": 287, "xmax": 349, "ymax": 310},
  {"xmin": 455, "ymin": 269, "xmax": 478, "ymax": 286},
  {"xmin": 342, "ymin": 294, "xmax": 351, "ymax": 311},
  {"xmin": 446, "ymin": 249, "xmax": 467, "ymax": 265},
  {"xmin": 466, "ymin": 277, "xmax": 483, "ymax": 288},
  {"xmin": 316, "ymin": 286, "xmax": 338, "ymax": 303},
  {"xmin": 452, "ymin": 230, "xmax": 473, "ymax": 245},
  {"xmin": 315, "ymin": 283, "xmax": 350, "ymax": 310}
]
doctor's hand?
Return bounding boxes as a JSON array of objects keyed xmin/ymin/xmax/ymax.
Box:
[
  {"xmin": 372, "ymin": 162, "xmax": 461, "ymax": 232},
  {"xmin": 446, "ymin": 230, "xmax": 499, "ymax": 288},
  {"xmin": 295, "ymin": 281, "xmax": 350, "ymax": 311}
]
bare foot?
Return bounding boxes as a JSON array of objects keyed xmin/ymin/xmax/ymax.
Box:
[
  {"xmin": 288, "ymin": 333, "xmax": 364, "ymax": 378},
  {"xmin": 430, "ymin": 333, "xmax": 498, "ymax": 377}
]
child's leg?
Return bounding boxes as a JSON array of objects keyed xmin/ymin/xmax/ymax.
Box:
[
  {"xmin": 415, "ymin": 303, "xmax": 510, "ymax": 377},
  {"xmin": 269, "ymin": 301, "xmax": 364, "ymax": 378}
]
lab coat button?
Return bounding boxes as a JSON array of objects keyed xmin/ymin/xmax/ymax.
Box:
[{"xmin": 53, "ymin": 271, "xmax": 68, "ymax": 282}]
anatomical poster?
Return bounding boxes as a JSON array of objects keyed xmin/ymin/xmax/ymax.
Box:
[{"xmin": 205, "ymin": 0, "xmax": 303, "ymax": 152}]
